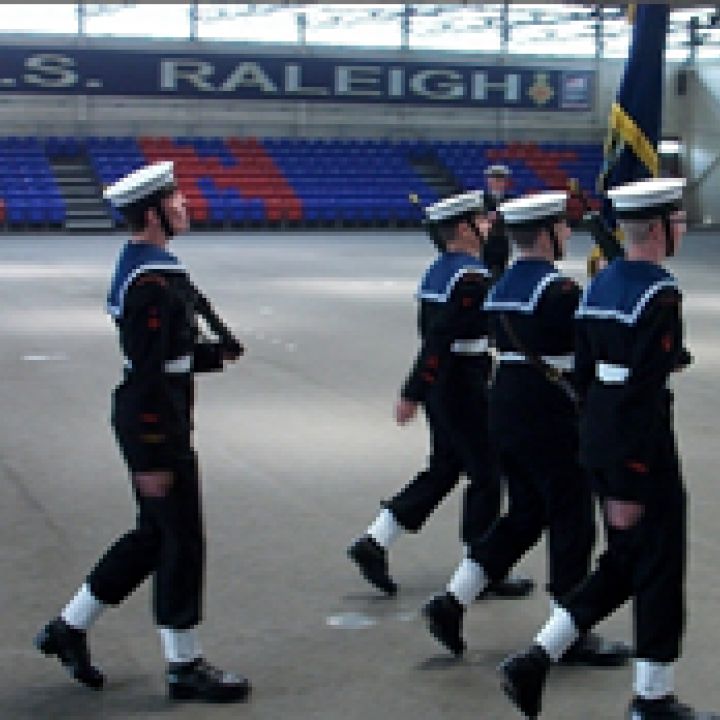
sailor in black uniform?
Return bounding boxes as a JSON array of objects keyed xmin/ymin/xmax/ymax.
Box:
[
  {"xmin": 483, "ymin": 164, "xmax": 513, "ymax": 279},
  {"xmin": 34, "ymin": 161, "xmax": 250, "ymax": 703},
  {"xmin": 500, "ymin": 178, "xmax": 719, "ymax": 719},
  {"xmin": 421, "ymin": 191, "xmax": 629, "ymax": 667},
  {"xmin": 348, "ymin": 190, "xmax": 532, "ymax": 599}
]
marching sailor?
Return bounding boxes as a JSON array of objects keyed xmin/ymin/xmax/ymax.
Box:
[
  {"xmin": 348, "ymin": 190, "xmax": 532, "ymax": 599},
  {"xmin": 500, "ymin": 178, "xmax": 717, "ymax": 719},
  {"xmin": 34, "ymin": 161, "xmax": 250, "ymax": 703}
]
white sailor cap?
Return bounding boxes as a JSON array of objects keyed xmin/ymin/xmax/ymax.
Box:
[
  {"xmin": 608, "ymin": 177, "xmax": 685, "ymax": 219},
  {"xmin": 103, "ymin": 161, "xmax": 176, "ymax": 208},
  {"xmin": 425, "ymin": 190, "xmax": 487, "ymax": 223},
  {"xmin": 499, "ymin": 191, "xmax": 567, "ymax": 227},
  {"xmin": 484, "ymin": 164, "xmax": 511, "ymax": 178}
]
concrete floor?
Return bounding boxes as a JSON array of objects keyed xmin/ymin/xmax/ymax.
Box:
[{"xmin": 1, "ymin": 229, "xmax": 719, "ymax": 719}]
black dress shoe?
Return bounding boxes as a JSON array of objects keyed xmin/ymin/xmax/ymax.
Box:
[
  {"xmin": 167, "ymin": 658, "xmax": 251, "ymax": 703},
  {"xmin": 422, "ymin": 592, "xmax": 465, "ymax": 657},
  {"xmin": 560, "ymin": 632, "xmax": 631, "ymax": 667},
  {"xmin": 498, "ymin": 644, "xmax": 551, "ymax": 719},
  {"xmin": 347, "ymin": 536, "xmax": 397, "ymax": 595},
  {"xmin": 479, "ymin": 574, "xmax": 535, "ymax": 600},
  {"xmin": 34, "ymin": 617, "xmax": 104, "ymax": 690},
  {"xmin": 628, "ymin": 695, "xmax": 720, "ymax": 719}
]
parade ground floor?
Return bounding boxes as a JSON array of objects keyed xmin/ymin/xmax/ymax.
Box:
[{"xmin": 1, "ymin": 229, "xmax": 720, "ymax": 719}]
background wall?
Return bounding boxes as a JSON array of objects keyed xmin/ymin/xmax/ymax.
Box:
[
  {"xmin": 684, "ymin": 63, "xmax": 720, "ymax": 225},
  {"xmin": 0, "ymin": 34, "xmax": 674, "ymax": 142},
  {"xmin": 0, "ymin": 35, "xmax": 711, "ymax": 221}
]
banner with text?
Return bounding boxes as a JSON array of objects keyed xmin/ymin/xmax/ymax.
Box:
[{"xmin": 0, "ymin": 45, "xmax": 594, "ymax": 111}]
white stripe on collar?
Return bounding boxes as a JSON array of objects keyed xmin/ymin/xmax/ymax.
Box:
[
  {"xmin": 576, "ymin": 279, "xmax": 677, "ymax": 325},
  {"xmin": 107, "ymin": 261, "xmax": 186, "ymax": 318},
  {"xmin": 484, "ymin": 271, "xmax": 564, "ymax": 313},
  {"xmin": 418, "ymin": 266, "xmax": 489, "ymax": 303}
]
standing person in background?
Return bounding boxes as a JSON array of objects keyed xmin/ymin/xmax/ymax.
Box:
[
  {"xmin": 483, "ymin": 164, "xmax": 514, "ymax": 279},
  {"xmin": 34, "ymin": 162, "xmax": 250, "ymax": 704},
  {"xmin": 348, "ymin": 190, "xmax": 533, "ymax": 600},
  {"xmin": 499, "ymin": 178, "xmax": 718, "ymax": 720},
  {"xmin": 421, "ymin": 190, "xmax": 629, "ymax": 668}
]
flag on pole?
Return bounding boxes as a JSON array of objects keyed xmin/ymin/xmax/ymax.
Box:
[{"xmin": 588, "ymin": 3, "xmax": 670, "ymax": 274}]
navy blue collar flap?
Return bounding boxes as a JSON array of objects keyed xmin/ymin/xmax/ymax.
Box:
[
  {"xmin": 485, "ymin": 258, "xmax": 561, "ymax": 313},
  {"xmin": 418, "ymin": 252, "xmax": 489, "ymax": 302},
  {"xmin": 577, "ymin": 259, "xmax": 677, "ymax": 325},
  {"xmin": 107, "ymin": 242, "xmax": 185, "ymax": 318}
]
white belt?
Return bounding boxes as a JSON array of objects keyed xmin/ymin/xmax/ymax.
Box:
[
  {"xmin": 596, "ymin": 361, "xmax": 630, "ymax": 384},
  {"xmin": 451, "ymin": 338, "xmax": 490, "ymax": 355},
  {"xmin": 124, "ymin": 354, "xmax": 193, "ymax": 374},
  {"xmin": 497, "ymin": 352, "xmax": 575, "ymax": 372}
]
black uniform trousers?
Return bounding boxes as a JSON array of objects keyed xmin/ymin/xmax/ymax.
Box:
[
  {"xmin": 468, "ymin": 444, "xmax": 595, "ymax": 600},
  {"xmin": 87, "ymin": 436, "xmax": 205, "ymax": 631},
  {"xmin": 564, "ymin": 432, "xmax": 686, "ymax": 663},
  {"xmin": 386, "ymin": 360, "xmax": 500, "ymax": 546}
]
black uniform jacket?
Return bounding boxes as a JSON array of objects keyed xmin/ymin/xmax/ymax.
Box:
[
  {"xmin": 402, "ymin": 251, "xmax": 492, "ymax": 403},
  {"xmin": 484, "ymin": 257, "xmax": 580, "ymax": 459},
  {"xmin": 575, "ymin": 258, "xmax": 685, "ymax": 498},
  {"xmin": 107, "ymin": 241, "xmax": 224, "ymax": 471},
  {"xmin": 483, "ymin": 192, "xmax": 512, "ymax": 277}
]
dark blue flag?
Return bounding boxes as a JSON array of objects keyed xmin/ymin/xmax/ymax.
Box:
[{"xmin": 590, "ymin": 4, "xmax": 670, "ymax": 269}]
